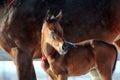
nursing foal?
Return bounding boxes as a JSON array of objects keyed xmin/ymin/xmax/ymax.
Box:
[{"xmin": 41, "ymin": 12, "xmax": 117, "ymax": 80}]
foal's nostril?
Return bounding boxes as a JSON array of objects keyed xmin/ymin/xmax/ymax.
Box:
[
  {"xmin": 62, "ymin": 46, "xmax": 66, "ymax": 51},
  {"xmin": 62, "ymin": 43, "xmax": 68, "ymax": 51}
]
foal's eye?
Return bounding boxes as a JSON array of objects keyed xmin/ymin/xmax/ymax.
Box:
[
  {"xmin": 51, "ymin": 30, "xmax": 56, "ymax": 40},
  {"xmin": 51, "ymin": 30, "xmax": 55, "ymax": 35}
]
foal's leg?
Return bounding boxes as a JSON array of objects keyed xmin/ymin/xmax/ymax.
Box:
[
  {"xmin": 95, "ymin": 58, "xmax": 113, "ymax": 80},
  {"xmin": 48, "ymin": 76, "xmax": 53, "ymax": 80},
  {"xmin": 89, "ymin": 68, "xmax": 101, "ymax": 80},
  {"xmin": 41, "ymin": 59, "xmax": 56, "ymax": 80},
  {"xmin": 57, "ymin": 74, "xmax": 67, "ymax": 80},
  {"xmin": 46, "ymin": 71, "xmax": 57, "ymax": 80},
  {"xmin": 12, "ymin": 47, "xmax": 36, "ymax": 80},
  {"xmin": 47, "ymin": 70, "xmax": 57, "ymax": 80},
  {"xmin": 97, "ymin": 67, "xmax": 112, "ymax": 80}
]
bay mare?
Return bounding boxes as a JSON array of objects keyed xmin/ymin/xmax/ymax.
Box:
[
  {"xmin": 0, "ymin": 0, "xmax": 120, "ymax": 80},
  {"xmin": 41, "ymin": 12, "xmax": 117, "ymax": 80}
]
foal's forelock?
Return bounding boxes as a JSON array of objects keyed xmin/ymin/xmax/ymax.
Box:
[{"xmin": 42, "ymin": 20, "xmax": 63, "ymax": 36}]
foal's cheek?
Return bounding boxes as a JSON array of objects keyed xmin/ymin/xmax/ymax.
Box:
[{"xmin": 53, "ymin": 41, "xmax": 59, "ymax": 46}]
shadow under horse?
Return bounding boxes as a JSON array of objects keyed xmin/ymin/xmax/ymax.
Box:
[
  {"xmin": 0, "ymin": 0, "xmax": 120, "ymax": 80},
  {"xmin": 41, "ymin": 12, "xmax": 117, "ymax": 80}
]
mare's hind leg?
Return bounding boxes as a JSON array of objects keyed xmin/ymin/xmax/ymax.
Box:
[{"xmin": 12, "ymin": 47, "xmax": 36, "ymax": 80}]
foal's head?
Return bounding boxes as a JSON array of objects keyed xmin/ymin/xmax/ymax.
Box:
[{"xmin": 41, "ymin": 11, "xmax": 68, "ymax": 55}]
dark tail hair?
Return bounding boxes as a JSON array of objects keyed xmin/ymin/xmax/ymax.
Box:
[{"xmin": 111, "ymin": 44, "xmax": 118, "ymax": 73}]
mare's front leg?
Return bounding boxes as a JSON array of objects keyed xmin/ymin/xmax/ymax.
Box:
[{"xmin": 12, "ymin": 47, "xmax": 36, "ymax": 80}]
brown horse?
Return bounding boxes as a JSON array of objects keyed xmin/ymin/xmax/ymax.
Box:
[
  {"xmin": 1, "ymin": 0, "xmax": 120, "ymax": 79},
  {"xmin": 41, "ymin": 12, "xmax": 117, "ymax": 80}
]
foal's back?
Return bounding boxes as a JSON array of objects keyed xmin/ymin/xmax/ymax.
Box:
[{"xmin": 65, "ymin": 40, "xmax": 117, "ymax": 78}]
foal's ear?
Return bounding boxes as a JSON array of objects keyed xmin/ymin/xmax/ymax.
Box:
[
  {"xmin": 45, "ymin": 10, "xmax": 51, "ymax": 22},
  {"xmin": 56, "ymin": 10, "xmax": 62, "ymax": 22}
]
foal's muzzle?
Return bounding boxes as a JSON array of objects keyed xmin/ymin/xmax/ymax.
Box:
[
  {"xmin": 61, "ymin": 42, "xmax": 68, "ymax": 55},
  {"xmin": 62, "ymin": 42, "xmax": 68, "ymax": 52}
]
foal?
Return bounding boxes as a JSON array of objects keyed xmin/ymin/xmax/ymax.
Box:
[{"xmin": 41, "ymin": 11, "xmax": 117, "ymax": 80}]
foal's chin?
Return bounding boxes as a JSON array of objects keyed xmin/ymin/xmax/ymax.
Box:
[{"xmin": 58, "ymin": 49, "xmax": 68, "ymax": 55}]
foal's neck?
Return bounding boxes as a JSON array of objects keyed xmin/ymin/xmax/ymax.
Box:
[{"xmin": 41, "ymin": 42, "xmax": 55, "ymax": 57}]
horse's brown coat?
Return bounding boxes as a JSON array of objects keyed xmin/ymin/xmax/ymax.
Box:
[
  {"xmin": 0, "ymin": 0, "xmax": 120, "ymax": 79},
  {"xmin": 41, "ymin": 15, "xmax": 117, "ymax": 80}
]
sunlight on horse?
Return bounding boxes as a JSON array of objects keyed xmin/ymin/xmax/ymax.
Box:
[{"xmin": 41, "ymin": 11, "xmax": 117, "ymax": 80}]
